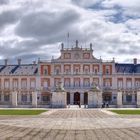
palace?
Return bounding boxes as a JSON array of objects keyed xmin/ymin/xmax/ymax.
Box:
[{"xmin": 0, "ymin": 40, "xmax": 140, "ymax": 108}]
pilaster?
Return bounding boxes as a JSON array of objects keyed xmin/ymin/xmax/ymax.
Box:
[
  {"xmin": 12, "ymin": 91, "xmax": 17, "ymax": 107},
  {"xmin": 117, "ymin": 91, "xmax": 122, "ymax": 107},
  {"xmin": 32, "ymin": 91, "xmax": 37, "ymax": 107},
  {"xmin": 137, "ymin": 91, "xmax": 140, "ymax": 107}
]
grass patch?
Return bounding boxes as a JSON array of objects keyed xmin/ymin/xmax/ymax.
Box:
[
  {"xmin": 0, "ymin": 110, "xmax": 47, "ymax": 115},
  {"xmin": 110, "ymin": 110, "xmax": 140, "ymax": 115}
]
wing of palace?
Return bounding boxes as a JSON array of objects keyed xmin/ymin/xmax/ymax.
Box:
[{"xmin": 0, "ymin": 40, "xmax": 140, "ymax": 108}]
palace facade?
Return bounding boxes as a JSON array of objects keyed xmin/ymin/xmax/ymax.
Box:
[{"xmin": 0, "ymin": 40, "xmax": 140, "ymax": 108}]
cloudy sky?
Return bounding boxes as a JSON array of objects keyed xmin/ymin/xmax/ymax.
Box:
[{"xmin": 0, "ymin": 0, "xmax": 140, "ymax": 64}]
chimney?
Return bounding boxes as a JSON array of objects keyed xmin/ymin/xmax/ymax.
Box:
[
  {"xmin": 61, "ymin": 43, "xmax": 64, "ymax": 50},
  {"xmin": 4, "ymin": 59, "xmax": 8, "ymax": 66},
  {"xmin": 76, "ymin": 40, "xmax": 78, "ymax": 47},
  {"xmin": 17, "ymin": 58, "xmax": 21, "ymax": 65},
  {"xmin": 90, "ymin": 43, "xmax": 93, "ymax": 50},
  {"xmin": 133, "ymin": 58, "xmax": 137, "ymax": 65}
]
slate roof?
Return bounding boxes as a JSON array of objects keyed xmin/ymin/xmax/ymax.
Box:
[
  {"xmin": 0, "ymin": 64, "xmax": 38, "ymax": 75},
  {"xmin": 115, "ymin": 63, "xmax": 140, "ymax": 73}
]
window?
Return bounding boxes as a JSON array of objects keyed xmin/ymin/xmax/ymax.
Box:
[
  {"xmin": 4, "ymin": 95, "xmax": 9, "ymax": 101},
  {"xmin": 126, "ymin": 81, "xmax": 132, "ymax": 88},
  {"xmin": 56, "ymin": 69, "xmax": 60, "ymax": 75},
  {"xmin": 31, "ymin": 81, "xmax": 35, "ymax": 88},
  {"xmin": 65, "ymin": 69, "xmax": 70, "ymax": 74},
  {"xmin": 105, "ymin": 66, "xmax": 110, "ymax": 75},
  {"xmin": 65, "ymin": 80, "xmax": 70, "ymax": 87},
  {"xmin": 13, "ymin": 81, "xmax": 18, "ymax": 88},
  {"xmin": 126, "ymin": 95, "xmax": 132, "ymax": 102},
  {"xmin": 21, "ymin": 80, "xmax": 27, "ymax": 88},
  {"xmin": 135, "ymin": 81, "xmax": 139, "ymax": 87},
  {"xmin": 4, "ymin": 81, "xmax": 9, "ymax": 88},
  {"xmin": 95, "ymin": 69, "xmax": 98, "ymax": 74},
  {"xmin": 106, "ymin": 69, "xmax": 109, "ymax": 74},
  {"xmin": 75, "ymin": 69, "xmax": 79, "ymax": 74},
  {"xmin": 84, "ymin": 80, "xmax": 90, "ymax": 87},
  {"xmin": 30, "ymin": 94, "xmax": 32, "ymax": 102},
  {"xmin": 42, "ymin": 96, "xmax": 50, "ymax": 102},
  {"xmin": 44, "ymin": 69, "xmax": 48, "ymax": 75},
  {"xmin": 105, "ymin": 79, "xmax": 111, "ymax": 87},
  {"xmin": 21, "ymin": 95, "xmax": 27, "ymax": 102},
  {"xmin": 118, "ymin": 81, "xmax": 123, "ymax": 88},
  {"xmin": 74, "ymin": 80, "xmax": 80, "ymax": 87},
  {"xmin": 43, "ymin": 81, "xmax": 48, "ymax": 88}
]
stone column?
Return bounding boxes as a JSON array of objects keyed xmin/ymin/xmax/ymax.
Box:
[
  {"xmin": 27, "ymin": 78, "xmax": 30, "ymax": 90},
  {"xmin": 132, "ymin": 94, "xmax": 135, "ymax": 103},
  {"xmin": 117, "ymin": 91, "xmax": 122, "ymax": 107},
  {"xmin": 10, "ymin": 78, "xmax": 12, "ymax": 90},
  {"xmin": 18, "ymin": 92, "xmax": 21, "ymax": 103},
  {"xmin": 123, "ymin": 94, "xmax": 126, "ymax": 103},
  {"xmin": 97, "ymin": 91, "xmax": 102, "ymax": 107},
  {"xmin": 71, "ymin": 64, "xmax": 73, "ymax": 75},
  {"xmin": 80, "ymin": 93, "xmax": 84, "ymax": 105},
  {"xmin": 1, "ymin": 92, "xmax": 4, "ymax": 102},
  {"xmin": 70, "ymin": 93, "xmax": 74, "ymax": 105},
  {"xmin": 137, "ymin": 91, "xmax": 140, "ymax": 107},
  {"xmin": 32, "ymin": 91, "xmax": 37, "ymax": 107},
  {"xmin": 80, "ymin": 64, "xmax": 83, "ymax": 75},
  {"xmin": 12, "ymin": 91, "xmax": 17, "ymax": 107}
]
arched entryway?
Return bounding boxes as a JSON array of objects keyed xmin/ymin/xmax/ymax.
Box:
[
  {"xmin": 74, "ymin": 92, "xmax": 80, "ymax": 105},
  {"xmin": 84, "ymin": 92, "xmax": 88, "ymax": 105},
  {"xmin": 67, "ymin": 92, "xmax": 70, "ymax": 105}
]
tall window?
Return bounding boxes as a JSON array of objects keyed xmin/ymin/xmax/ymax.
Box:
[
  {"xmin": 31, "ymin": 81, "xmax": 35, "ymax": 88},
  {"xmin": 43, "ymin": 81, "xmax": 48, "ymax": 88},
  {"xmin": 126, "ymin": 81, "xmax": 132, "ymax": 88},
  {"xmin": 105, "ymin": 66, "xmax": 110, "ymax": 75},
  {"xmin": 74, "ymin": 80, "xmax": 80, "ymax": 87},
  {"xmin": 84, "ymin": 80, "xmax": 90, "ymax": 87},
  {"xmin": 135, "ymin": 81, "xmax": 139, "ymax": 88},
  {"xmin": 21, "ymin": 80, "xmax": 27, "ymax": 88},
  {"xmin": 4, "ymin": 95, "xmax": 10, "ymax": 101},
  {"xmin": 4, "ymin": 81, "xmax": 9, "ymax": 88},
  {"xmin": 44, "ymin": 69, "xmax": 48, "ymax": 75},
  {"xmin": 21, "ymin": 95, "xmax": 27, "ymax": 102},
  {"xmin": 13, "ymin": 80, "xmax": 18, "ymax": 88},
  {"xmin": 126, "ymin": 95, "xmax": 132, "ymax": 102},
  {"xmin": 118, "ymin": 81, "xmax": 123, "ymax": 88}
]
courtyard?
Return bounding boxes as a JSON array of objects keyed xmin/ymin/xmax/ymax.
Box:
[{"xmin": 0, "ymin": 108, "xmax": 140, "ymax": 139}]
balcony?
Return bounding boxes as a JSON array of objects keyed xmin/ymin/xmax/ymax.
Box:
[
  {"xmin": 52, "ymin": 72, "xmax": 101, "ymax": 76},
  {"xmin": 55, "ymin": 85, "xmax": 92, "ymax": 90}
]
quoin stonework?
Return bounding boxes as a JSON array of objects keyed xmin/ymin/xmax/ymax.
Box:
[{"xmin": 0, "ymin": 40, "xmax": 140, "ymax": 108}]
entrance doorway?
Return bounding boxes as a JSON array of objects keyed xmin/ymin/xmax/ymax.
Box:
[
  {"xmin": 84, "ymin": 92, "xmax": 88, "ymax": 105},
  {"xmin": 103, "ymin": 93, "xmax": 112, "ymax": 103},
  {"xmin": 67, "ymin": 92, "xmax": 70, "ymax": 105},
  {"xmin": 74, "ymin": 92, "xmax": 80, "ymax": 105}
]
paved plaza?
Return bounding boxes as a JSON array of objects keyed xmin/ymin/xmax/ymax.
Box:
[{"xmin": 0, "ymin": 108, "xmax": 140, "ymax": 139}]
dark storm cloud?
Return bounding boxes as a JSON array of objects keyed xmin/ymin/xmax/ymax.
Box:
[
  {"xmin": 0, "ymin": 0, "xmax": 9, "ymax": 5},
  {"xmin": 15, "ymin": 9, "xmax": 80, "ymax": 38},
  {"xmin": 0, "ymin": 9, "xmax": 21, "ymax": 29}
]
